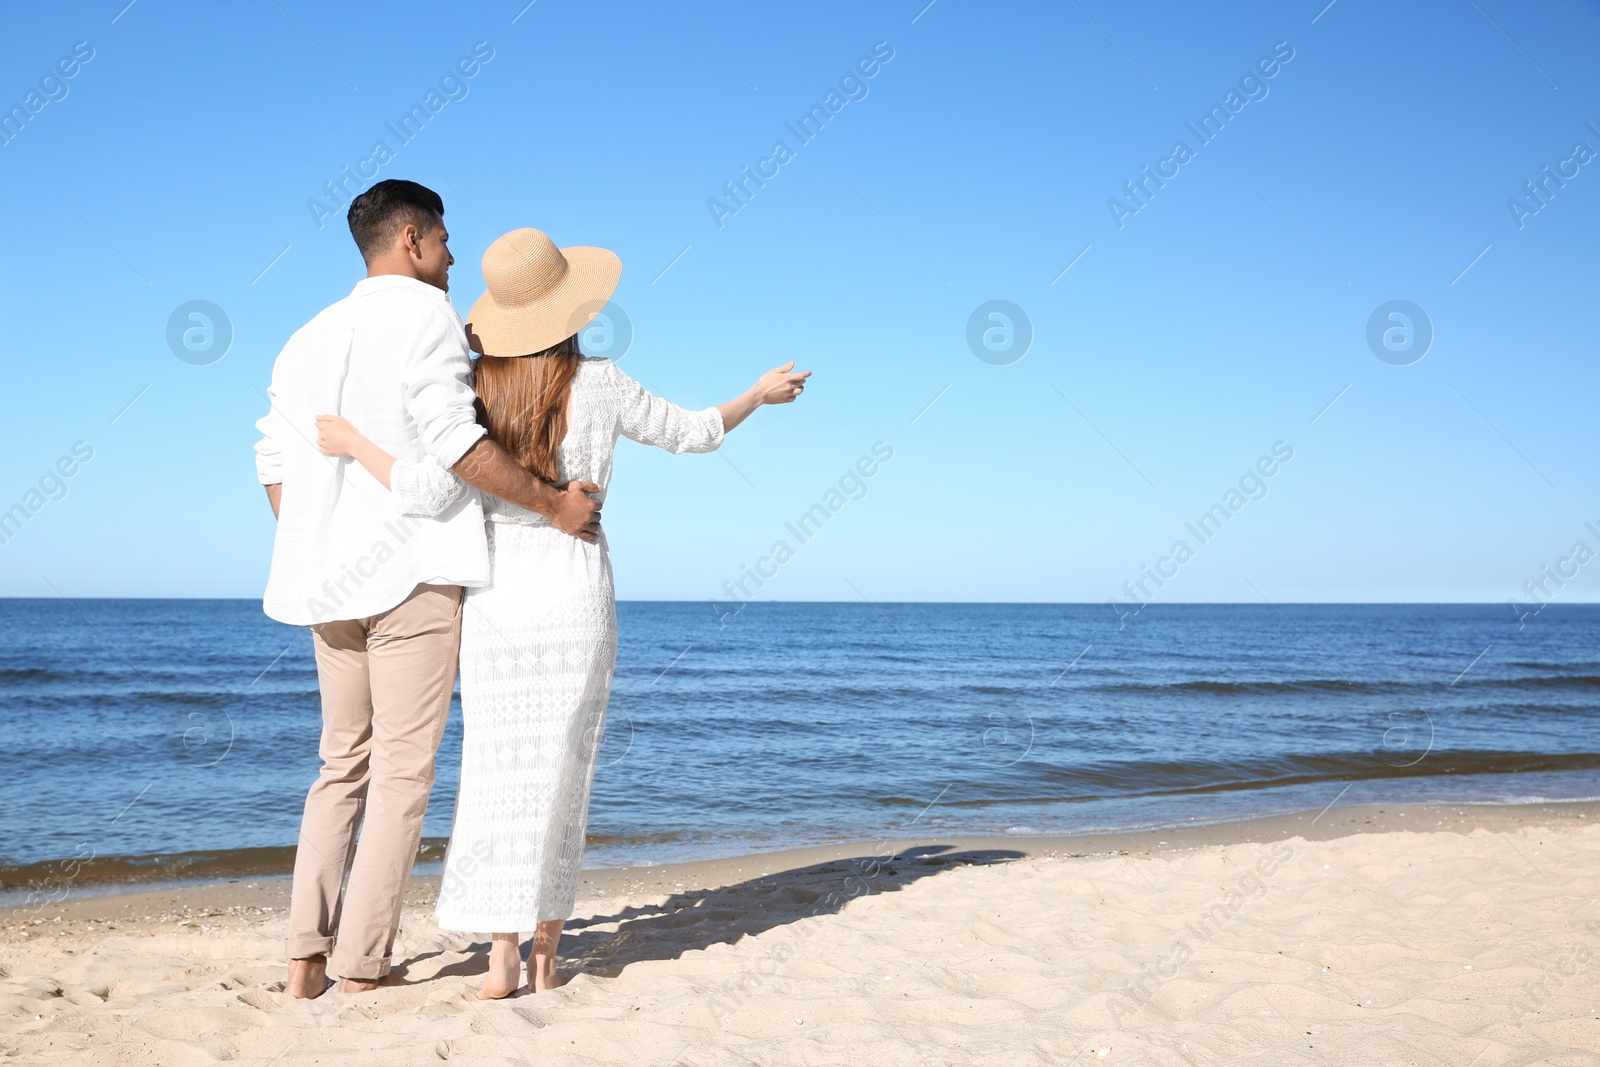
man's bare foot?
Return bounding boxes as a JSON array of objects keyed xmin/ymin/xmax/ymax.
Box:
[
  {"xmin": 478, "ymin": 936, "xmax": 524, "ymax": 1001},
  {"xmin": 286, "ymin": 955, "xmax": 329, "ymax": 1000},
  {"xmin": 338, "ymin": 971, "xmax": 408, "ymax": 994}
]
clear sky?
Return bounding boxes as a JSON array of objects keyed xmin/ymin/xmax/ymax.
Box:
[{"xmin": 1, "ymin": 0, "xmax": 1597, "ymax": 609}]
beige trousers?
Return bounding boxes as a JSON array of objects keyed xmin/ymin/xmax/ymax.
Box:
[{"xmin": 285, "ymin": 582, "xmax": 464, "ymax": 980}]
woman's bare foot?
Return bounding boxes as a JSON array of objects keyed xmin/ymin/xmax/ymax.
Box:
[
  {"xmin": 478, "ymin": 933, "xmax": 524, "ymax": 1001},
  {"xmin": 529, "ymin": 960, "xmax": 570, "ymax": 993},
  {"xmin": 338, "ymin": 971, "xmax": 408, "ymax": 994},
  {"xmin": 286, "ymin": 955, "xmax": 328, "ymax": 999},
  {"xmin": 528, "ymin": 918, "xmax": 568, "ymax": 993}
]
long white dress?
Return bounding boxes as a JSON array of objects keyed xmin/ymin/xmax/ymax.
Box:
[{"xmin": 389, "ymin": 356, "xmax": 724, "ymax": 931}]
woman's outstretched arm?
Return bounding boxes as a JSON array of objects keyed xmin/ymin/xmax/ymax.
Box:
[{"xmin": 716, "ymin": 361, "xmax": 811, "ymax": 433}]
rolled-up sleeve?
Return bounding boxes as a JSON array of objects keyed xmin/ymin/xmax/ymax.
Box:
[
  {"xmin": 254, "ymin": 382, "xmax": 285, "ymax": 486},
  {"xmin": 401, "ymin": 306, "xmax": 485, "ymax": 468},
  {"xmin": 391, "ymin": 456, "xmax": 470, "ymax": 517}
]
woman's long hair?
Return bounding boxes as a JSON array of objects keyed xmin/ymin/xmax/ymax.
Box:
[{"xmin": 473, "ymin": 333, "xmax": 582, "ymax": 484}]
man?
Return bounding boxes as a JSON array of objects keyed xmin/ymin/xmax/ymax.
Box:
[{"xmin": 254, "ymin": 179, "xmax": 600, "ymax": 998}]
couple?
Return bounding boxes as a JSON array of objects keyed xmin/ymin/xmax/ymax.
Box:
[{"xmin": 254, "ymin": 178, "xmax": 808, "ymax": 999}]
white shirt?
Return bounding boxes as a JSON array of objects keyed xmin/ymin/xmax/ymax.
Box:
[{"xmin": 254, "ymin": 274, "xmax": 489, "ymax": 626}]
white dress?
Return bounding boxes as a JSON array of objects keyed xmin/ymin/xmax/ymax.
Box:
[{"xmin": 390, "ymin": 357, "xmax": 724, "ymax": 930}]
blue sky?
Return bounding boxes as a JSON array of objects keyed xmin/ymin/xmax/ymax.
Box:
[{"xmin": 1, "ymin": 0, "xmax": 1597, "ymax": 606}]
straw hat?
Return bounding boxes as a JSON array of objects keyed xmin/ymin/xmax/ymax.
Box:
[{"xmin": 464, "ymin": 228, "xmax": 622, "ymax": 357}]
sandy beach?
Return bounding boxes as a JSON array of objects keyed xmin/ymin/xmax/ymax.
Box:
[{"xmin": 3, "ymin": 802, "xmax": 1598, "ymax": 1066}]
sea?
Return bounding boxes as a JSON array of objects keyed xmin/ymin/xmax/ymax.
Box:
[{"xmin": 3, "ymin": 599, "xmax": 1598, "ymax": 896}]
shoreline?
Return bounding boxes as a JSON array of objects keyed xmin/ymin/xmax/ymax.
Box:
[
  {"xmin": 6, "ymin": 798, "xmax": 1594, "ymax": 925},
  {"xmin": 8, "ymin": 773, "xmax": 1598, "ymax": 901},
  {"xmin": 9, "ymin": 760, "xmax": 1599, "ymax": 893}
]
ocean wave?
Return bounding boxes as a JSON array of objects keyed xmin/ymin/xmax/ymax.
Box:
[
  {"xmin": 875, "ymin": 750, "xmax": 1600, "ymax": 807},
  {"xmin": 1085, "ymin": 675, "xmax": 1600, "ymax": 697},
  {"xmin": 1107, "ymin": 679, "xmax": 1390, "ymax": 696},
  {"xmin": 1507, "ymin": 662, "xmax": 1600, "ymax": 671},
  {"xmin": 0, "ymin": 667, "xmax": 61, "ymax": 682},
  {"xmin": 0, "ymin": 829, "xmax": 686, "ymax": 890},
  {"xmin": 0, "ymin": 666, "xmax": 145, "ymax": 686},
  {"xmin": 1500, "ymin": 674, "xmax": 1600, "ymax": 689}
]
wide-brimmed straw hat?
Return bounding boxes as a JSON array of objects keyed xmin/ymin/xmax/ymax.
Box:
[{"xmin": 465, "ymin": 228, "xmax": 622, "ymax": 357}]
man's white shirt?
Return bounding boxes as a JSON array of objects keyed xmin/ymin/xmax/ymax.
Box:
[{"xmin": 255, "ymin": 274, "xmax": 489, "ymax": 625}]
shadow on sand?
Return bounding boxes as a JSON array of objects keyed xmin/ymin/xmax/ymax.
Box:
[{"xmin": 427, "ymin": 843, "xmax": 1026, "ymax": 981}]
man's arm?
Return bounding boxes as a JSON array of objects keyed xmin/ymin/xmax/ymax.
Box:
[
  {"xmin": 256, "ymin": 379, "xmax": 286, "ymax": 521},
  {"xmin": 451, "ymin": 437, "xmax": 601, "ymax": 542},
  {"xmin": 401, "ymin": 308, "xmax": 600, "ymax": 541}
]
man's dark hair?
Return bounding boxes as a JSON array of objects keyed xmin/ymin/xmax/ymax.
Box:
[{"xmin": 346, "ymin": 179, "xmax": 444, "ymax": 261}]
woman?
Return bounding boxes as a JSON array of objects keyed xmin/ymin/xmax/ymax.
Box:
[{"xmin": 314, "ymin": 227, "xmax": 809, "ymax": 999}]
